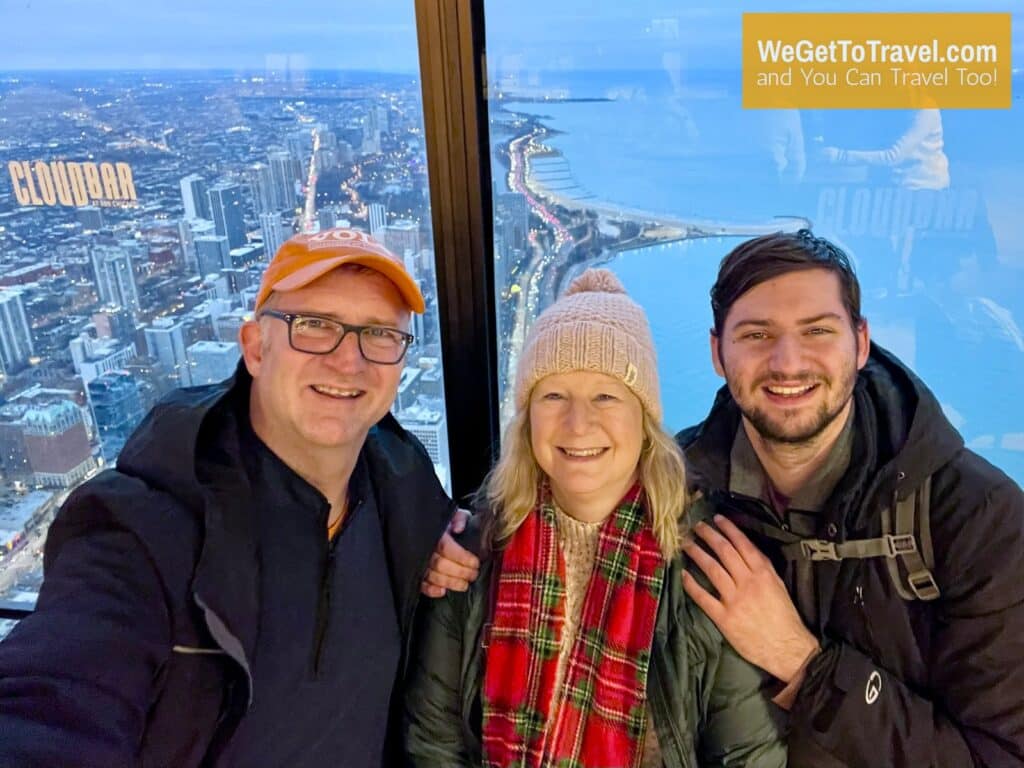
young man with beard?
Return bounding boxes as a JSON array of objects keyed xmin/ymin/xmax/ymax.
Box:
[
  {"xmin": 679, "ymin": 230, "xmax": 1024, "ymax": 766},
  {"xmin": 0, "ymin": 228, "xmax": 473, "ymax": 767}
]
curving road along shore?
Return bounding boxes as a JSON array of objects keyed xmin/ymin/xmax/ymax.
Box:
[{"xmin": 497, "ymin": 109, "xmax": 810, "ymax": 419}]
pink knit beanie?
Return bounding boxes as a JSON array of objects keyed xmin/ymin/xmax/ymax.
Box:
[{"xmin": 514, "ymin": 268, "xmax": 661, "ymax": 421}]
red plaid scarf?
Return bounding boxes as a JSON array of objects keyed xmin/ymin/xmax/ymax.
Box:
[{"xmin": 481, "ymin": 484, "xmax": 666, "ymax": 768}]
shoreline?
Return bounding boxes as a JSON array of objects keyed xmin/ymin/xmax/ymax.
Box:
[
  {"xmin": 500, "ymin": 107, "xmax": 809, "ymax": 245},
  {"xmin": 497, "ymin": 106, "xmax": 810, "ymax": 285},
  {"xmin": 493, "ymin": 104, "xmax": 810, "ymax": 419}
]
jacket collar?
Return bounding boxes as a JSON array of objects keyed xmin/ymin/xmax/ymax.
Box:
[
  {"xmin": 728, "ymin": 406, "xmax": 855, "ymax": 514},
  {"xmin": 680, "ymin": 343, "xmax": 964, "ymax": 533},
  {"xmin": 120, "ymin": 361, "xmax": 454, "ymax": 700}
]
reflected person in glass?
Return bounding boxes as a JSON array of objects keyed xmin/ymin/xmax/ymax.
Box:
[{"xmin": 403, "ymin": 269, "xmax": 785, "ymax": 767}]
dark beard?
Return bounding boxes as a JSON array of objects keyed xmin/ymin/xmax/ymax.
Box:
[{"xmin": 742, "ymin": 394, "xmax": 850, "ymax": 445}]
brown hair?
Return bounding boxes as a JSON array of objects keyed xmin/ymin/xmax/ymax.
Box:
[{"xmin": 710, "ymin": 229, "xmax": 863, "ymax": 336}]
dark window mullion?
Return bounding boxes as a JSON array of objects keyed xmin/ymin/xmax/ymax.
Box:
[{"xmin": 415, "ymin": 0, "xmax": 499, "ymax": 502}]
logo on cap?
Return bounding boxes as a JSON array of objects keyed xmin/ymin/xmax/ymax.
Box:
[{"xmin": 306, "ymin": 228, "xmax": 380, "ymax": 251}]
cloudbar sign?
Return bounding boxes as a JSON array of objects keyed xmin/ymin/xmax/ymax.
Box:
[{"xmin": 7, "ymin": 160, "xmax": 138, "ymax": 208}]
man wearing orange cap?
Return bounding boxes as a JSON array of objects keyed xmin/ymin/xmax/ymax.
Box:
[{"xmin": 0, "ymin": 228, "xmax": 471, "ymax": 767}]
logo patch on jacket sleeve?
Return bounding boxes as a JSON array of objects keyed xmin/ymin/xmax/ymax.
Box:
[{"xmin": 865, "ymin": 670, "xmax": 882, "ymax": 704}]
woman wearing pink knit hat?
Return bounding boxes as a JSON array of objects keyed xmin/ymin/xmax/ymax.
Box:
[{"xmin": 404, "ymin": 270, "xmax": 785, "ymax": 767}]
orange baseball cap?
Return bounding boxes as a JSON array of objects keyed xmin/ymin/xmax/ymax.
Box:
[{"xmin": 254, "ymin": 227, "xmax": 425, "ymax": 314}]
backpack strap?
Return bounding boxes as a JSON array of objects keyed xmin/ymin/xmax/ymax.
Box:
[
  {"xmin": 781, "ymin": 534, "xmax": 918, "ymax": 562},
  {"xmin": 781, "ymin": 475, "xmax": 940, "ymax": 602},
  {"xmin": 889, "ymin": 475, "xmax": 940, "ymax": 601}
]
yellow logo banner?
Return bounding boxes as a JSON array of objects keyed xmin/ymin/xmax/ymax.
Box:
[{"xmin": 742, "ymin": 13, "xmax": 1011, "ymax": 109}]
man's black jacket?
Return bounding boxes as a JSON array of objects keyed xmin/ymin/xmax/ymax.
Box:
[
  {"xmin": 0, "ymin": 366, "xmax": 454, "ymax": 767},
  {"xmin": 679, "ymin": 344, "xmax": 1024, "ymax": 767}
]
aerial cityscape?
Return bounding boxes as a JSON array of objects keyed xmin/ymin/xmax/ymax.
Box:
[{"xmin": 0, "ymin": 69, "xmax": 462, "ymax": 622}]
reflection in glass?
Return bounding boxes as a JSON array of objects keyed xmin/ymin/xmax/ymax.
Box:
[{"xmin": 484, "ymin": 2, "xmax": 1023, "ymax": 485}]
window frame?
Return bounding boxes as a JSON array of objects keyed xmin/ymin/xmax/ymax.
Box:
[
  {"xmin": 1, "ymin": 1, "xmax": 498, "ymax": 621},
  {"xmin": 415, "ymin": 0, "xmax": 500, "ymax": 502}
]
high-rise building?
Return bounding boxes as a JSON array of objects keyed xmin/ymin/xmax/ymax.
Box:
[
  {"xmin": 219, "ymin": 268, "xmax": 253, "ymax": 297},
  {"xmin": 336, "ymin": 141, "xmax": 354, "ymax": 165},
  {"xmin": 179, "ymin": 174, "xmax": 211, "ymax": 220},
  {"xmin": 182, "ymin": 312, "xmax": 215, "ymax": 349},
  {"xmin": 211, "ymin": 309, "xmax": 249, "ymax": 346},
  {"xmin": 287, "ymin": 129, "xmax": 314, "ymax": 168},
  {"xmin": 396, "ymin": 400, "xmax": 450, "ymax": 489},
  {"xmin": 187, "ymin": 340, "xmax": 239, "ymax": 386},
  {"xmin": 316, "ymin": 125, "xmax": 338, "ymax": 151},
  {"xmin": 384, "ymin": 220, "xmax": 421, "ymax": 262},
  {"xmin": 145, "ymin": 317, "xmax": 191, "ymax": 387},
  {"xmin": 90, "ymin": 244, "xmax": 140, "ymax": 315},
  {"xmin": 214, "ymin": 308, "xmax": 251, "ymax": 344},
  {"xmin": 248, "ymin": 162, "xmax": 278, "ymax": 215},
  {"xmin": 416, "ymin": 358, "xmax": 444, "ymax": 399},
  {"xmin": 92, "ymin": 307, "xmax": 134, "ymax": 342},
  {"xmin": 240, "ymin": 286, "xmax": 259, "ymax": 311},
  {"xmin": 314, "ymin": 147, "xmax": 338, "ymax": 174},
  {"xmin": 394, "ymin": 367, "xmax": 422, "ymax": 413},
  {"xmin": 259, "ymin": 212, "xmax": 287, "ymax": 259},
  {"xmin": 229, "ymin": 246, "xmax": 261, "ymax": 269},
  {"xmin": 194, "ymin": 235, "xmax": 231, "ymax": 278},
  {"xmin": 77, "ymin": 205, "xmax": 104, "ymax": 231},
  {"xmin": 410, "ymin": 291, "xmax": 426, "ymax": 343},
  {"xmin": 0, "ymin": 417, "xmax": 31, "ymax": 480},
  {"xmin": 87, "ymin": 371, "xmax": 144, "ymax": 462},
  {"xmin": 21, "ymin": 400, "xmax": 95, "ymax": 487},
  {"xmin": 374, "ymin": 106, "xmax": 390, "ymax": 135},
  {"xmin": 495, "ymin": 192, "xmax": 529, "ymax": 252},
  {"xmin": 70, "ymin": 332, "xmax": 138, "ymax": 386},
  {"xmin": 208, "ymin": 183, "xmax": 246, "ymax": 250},
  {"xmin": 369, "ymin": 202, "xmax": 387, "ymax": 239},
  {"xmin": 313, "ymin": 126, "xmax": 337, "ymax": 173},
  {"xmin": 269, "ymin": 150, "xmax": 300, "ymax": 212},
  {"xmin": 366, "ymin": 105, "xmax": 389, "ymax": 140},
  {"xmin": 318, "ymin": 206, "xmax": 338, "ymax": 232},
  {"xmin": 0, "ymin": 289, "xmax": 35, "ymax": 375},
  {"xmin": 178, "ymin": 218, "xmax": 215, "ymax": 274},
  {"xmin": 361, "ymin": 129, "xmax": 381, "ymax": 156}
]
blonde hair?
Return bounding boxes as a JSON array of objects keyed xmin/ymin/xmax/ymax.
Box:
[{"xmin": 481, "ymin": 400, "xmax": 690, "ymax": 561}]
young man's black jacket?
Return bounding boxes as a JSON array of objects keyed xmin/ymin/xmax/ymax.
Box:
[
  {"xmin": 678, "ymin": 343, "xmax": 1024, "ymax": 767},
  {"xmin": 0, "ymin": 365, "xmax": 454, "ymax": 767}
]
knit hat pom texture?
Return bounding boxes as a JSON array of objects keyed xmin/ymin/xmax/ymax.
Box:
[{"xmin": 514, "ymin": 268, "xmax": 661, "ymax": 420}]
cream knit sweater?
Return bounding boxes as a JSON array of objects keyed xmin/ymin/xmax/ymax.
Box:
[{"xmin": 552, "ymin": 506, "xmax": 662, "ymax": 766}]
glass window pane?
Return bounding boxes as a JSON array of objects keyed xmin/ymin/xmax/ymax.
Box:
[
  {"xmin": 485, "ymin": 2, "xmax": 1024, "ymax": 486},
  {"xmin": 0, "ymin": 2, "xmax": 452, "ymax": 608}
]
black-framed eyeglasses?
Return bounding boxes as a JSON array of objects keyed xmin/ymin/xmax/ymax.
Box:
[{"xmin": 260, "ymin": 309, "xmax": 414, "ymax": 365}]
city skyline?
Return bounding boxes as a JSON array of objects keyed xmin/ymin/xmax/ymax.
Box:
[{"xmin": 0, "ymin": 67, "xmax": 459, "ymax": 613}]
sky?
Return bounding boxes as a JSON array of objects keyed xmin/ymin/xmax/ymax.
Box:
[{"xmin": 0, "ymin": 0, "xmax": 1020, "ymax": 72}]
